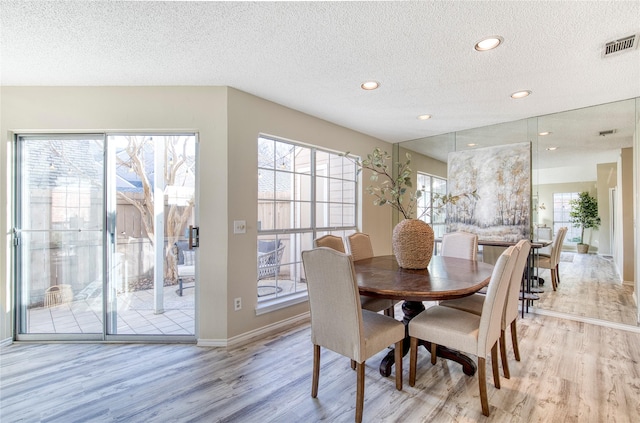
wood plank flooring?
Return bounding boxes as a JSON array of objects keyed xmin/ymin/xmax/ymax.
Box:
[
  {"xmin": 2, "ymin": 311, "xmax": 640, "ymax": 422},
  {"xmin": 534, "ymin": 252, "xmax": 638, "ymax": 326}
]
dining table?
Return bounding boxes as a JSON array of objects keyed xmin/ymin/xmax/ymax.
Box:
[{"xmin": 353, "ymin": 255, "xmax": 494, "ymax": 378}]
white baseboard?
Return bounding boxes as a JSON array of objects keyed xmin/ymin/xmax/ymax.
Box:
[
  {"xmin": 0, "ymin": 337, "xmax": 14, "ymax": 347},
  {"xmin": 530, "ymin": 307, "xmax": 640, "ymax": 333},
  {"xmin": 197, "ymin": 311, "xmax": 310, "ymax": 348}
]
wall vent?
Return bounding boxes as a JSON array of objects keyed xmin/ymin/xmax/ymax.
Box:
[
  {"xmin": 599, "ymin": 129, "xmax": 616, "ymax": 136},
  {"xmin": 603, "ymin": 34, "xmax": 638, "ymax": 57}
]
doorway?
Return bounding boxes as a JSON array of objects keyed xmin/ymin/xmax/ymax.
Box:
[{"xmin": 14, "ymin": 134, "xmax": 198, "ymax": 341}]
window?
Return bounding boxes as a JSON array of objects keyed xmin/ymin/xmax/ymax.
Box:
[
  {"xmin": 553, "ymin": 192, "xmax": 580, "ymax": 243},
  {"xmin": 416, "ymin": 172, "xmax": 447, "ymax": 238},
  {"xmin": 257, "ymin": 135, "xmax": 358, "ymax": 304}
]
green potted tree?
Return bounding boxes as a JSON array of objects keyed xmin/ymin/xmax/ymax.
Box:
[{"xmin": 569, "ymin": 191, "xmax": 601, "ymax": 254}]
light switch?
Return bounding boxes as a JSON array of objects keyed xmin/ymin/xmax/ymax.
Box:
[{"xmin": 233, "ymin": 220, "xmax": 246, "ymax": 234}]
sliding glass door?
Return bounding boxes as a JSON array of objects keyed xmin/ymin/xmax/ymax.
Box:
[{"xmin": 14, "ymin": 134, "xmax": 197, "ymax": 341}]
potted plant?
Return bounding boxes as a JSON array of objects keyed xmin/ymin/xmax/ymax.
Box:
[
  {"xmin": 569, "ymin": 191, "xmax": 601, "ymax": 254},
  {"xmin": 343, "ymin": 148, "xmax": 476, "ymax": 268}
]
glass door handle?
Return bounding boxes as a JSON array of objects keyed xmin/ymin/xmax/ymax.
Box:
[{"xmin": 188, "ymin": 226, "xmax": 200, "ymax": 249}]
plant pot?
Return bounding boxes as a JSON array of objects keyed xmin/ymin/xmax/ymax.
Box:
[
  {"xmin": 576, "ymin": 243, "xmax": 589, "ymax": 254},
  {"xmin": 392, "ymin": 219, "xmax": 434, "ymax": 269}
]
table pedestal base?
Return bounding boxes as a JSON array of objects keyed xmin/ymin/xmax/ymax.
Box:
[{"xmin": 378, "ymin": 300, "xmax": 477, "ymax": 377}]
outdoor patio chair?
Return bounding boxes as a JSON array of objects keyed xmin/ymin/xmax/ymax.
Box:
[{"xmin": 174, "ymin": 241, "xmax": 195, "ymax": 296}]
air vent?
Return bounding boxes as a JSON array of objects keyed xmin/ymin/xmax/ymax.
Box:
[
  {"xmin": 603, "ymin": 34, "xmax": 638, "ymax": 57},
  {"xmin": 599, "ymin": 129, "xmax": 616, "ymax": 136}
]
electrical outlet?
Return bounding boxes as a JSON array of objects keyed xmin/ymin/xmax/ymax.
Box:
[
  {"xmin": 233, "ymin": 220, "xmax": 246, "ymax": 234},
  {"xmin": 234, "ymin": 297, "xmax": 242, "ymax": 311}
]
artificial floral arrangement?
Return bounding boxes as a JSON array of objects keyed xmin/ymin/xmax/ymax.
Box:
[{"xmin": 343, "ymin": 147, "xmax": 477, "ymax": 219}]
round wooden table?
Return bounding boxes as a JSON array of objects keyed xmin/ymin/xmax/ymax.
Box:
[{"xmin": 354, "ymin": 255, "xmax": 494, "ymax": 377}]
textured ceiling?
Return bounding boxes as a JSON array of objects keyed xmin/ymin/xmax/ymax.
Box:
[{"xmin": 1, "ymin": 1, "xmax": 639, "ymax": 147}]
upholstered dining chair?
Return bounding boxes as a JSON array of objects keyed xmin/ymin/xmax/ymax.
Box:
[
  {"xmin": 346, "ymin": 232, "xmax": 375, "ymax": 261},
  {"xmin": 302, "ymin": 247, "xmax": 404, "ymax": 423},
  {"xmin": 438, "ymin": 239, "xmax": 531, "ymax": 379},
  {"xmin": 441, "ymin": 231, "xmax": 478, "ymax": 261},
  {"xmin": 314, "ymin": 234, "xmax": 396, "ymax": 317},
  {"xmin": 534, "ymin": 227, "xmax": 568, "ymax": 291},
  {"xmin": 408, "ymin": 246, "xmax": 517, "ymax": 417},
  {"xmin": 346, "ymin": 233, "xmax": 398, "ymax": 318}
]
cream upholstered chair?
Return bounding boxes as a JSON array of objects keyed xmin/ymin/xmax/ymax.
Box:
[
  {"xmin": 346, "ymin": 233, "xmax": 398, "ymax": 318},
  {"xmin": 302, "ymin": 247, "xmax": 404, "ymax": 423},
  {"xmin": 438, "ymin": 239, "xmax": 531, "ymax": 379},
  {"xmin": 534, "ymin": 227, "xmax": 568, "ymax": 291},
  {"xmin": 314, "ymin": 234, "xmax": 396, "ymax": 317},
  {"xmin": 346, "ymin": 232, "xmax": 375, "ymax": 261},
  {"xmin": 314, "ymin": 234, "xmax": 347, "ymax": 252},
  {"xmin": 441, "ymin": 231, "xmax": 478, "ymax": 260},
  {"xmin": 408, "ymin": 246, "xmax": 517, "ymax": 417}
]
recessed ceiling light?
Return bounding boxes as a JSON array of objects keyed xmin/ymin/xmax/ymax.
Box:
[
  {"xmin": 361, "ymin": 81, "xmax": 380, "ymax": 90},
  {"xmin": 511, "ymin": 90, "xmax": 532, "ymax": 99},
  {"xmin": 546, "ymin": 147, "xmax": 558, "ymax": 151},
  {"xmin": 467, "ymin": 143, "xmax": 478, "ymax": 147},
  {"xmin": 474, "ymin": 36, "xmax": 503, "ymax": 51},
  {"xmin": 417, "ymin": 114, "xmax": 432, "ymax": 120},
  {"xmin": 539, "ymin": 131, "xmax": 552, "ymax": 136}
]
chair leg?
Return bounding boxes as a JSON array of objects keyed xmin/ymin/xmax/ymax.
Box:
[
  {"xmin": 355, "ymin": 361, "xmax": 365, "ymax": 423},
  {"xmin": 499, "ymin": 330, "xmax": 510, "ymax": 379},
  {"xmin": 178, "ymin": 277, "xmax": 183, "ymax": 296},
  {"xmin": 312, "ymin": 345, "xmax": 320, "ymax": 398},
  {"xmin": 478, "ymin": 357, "xmax": 490, "ymax": 417},
  {"xmin": 556, "ymin": 264, "xmax": 561, "ymax": 285},
  {"xmin": 551, "ymin": 269, "xmax": 558, "ymax": 291},
  {"xmin": 351, "ymin": 360, "xmax": 356, "ymax": 370},
  {"xmin": 430, "ymin": 342, "xmax": 437, "ymax": 365},
  {"xmin": 510, "ymin": 320, "xmax": 521, "ymax": 361},
  {"xmin": 491, "ymin": 343, "xmax": 500, "ymax": 389},
  {"xmin": 394, "ymin": 340, "xmax": 403, "ymax": 391},
  {"xmin": 384, "ymin": 306, "xmax": 395, "ymax": 318},
  {"xmin": 409, "ymin": 337, "xmax": 418, "ymax": 386}
]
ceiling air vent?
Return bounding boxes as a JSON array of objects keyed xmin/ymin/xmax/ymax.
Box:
[
  {"xmin": 603, "ymin": 34, "xmax": 638, "ymax": 57},
  {"xmin": 599, "ymin": 129, "xmax": 616, "ymax": 136}
]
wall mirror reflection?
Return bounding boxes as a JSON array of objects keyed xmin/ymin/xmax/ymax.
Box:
[{"xmin": 397, "ymin": 98, "xmax": 638, "ymax": 327}]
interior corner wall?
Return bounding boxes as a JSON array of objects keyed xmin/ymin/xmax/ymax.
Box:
[
  {"xmin": 596, "ymin": 162, "xmax": 617, "ymax": 255},
  {"xmin": 0, "ymin": 86, "xmax": 230, "ymax": 343},
  {"xmin": 620, "ymin": 147, "xmax": 634, "ymax": 282},
  {"xmin": 225, "ymin": 87, "xmax": 392, "ymax": 339}
]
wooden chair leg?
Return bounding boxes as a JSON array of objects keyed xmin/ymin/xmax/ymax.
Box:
[
  {"xmin": 409, "ymin": 337, "xmax": 418, "ymax": 386},
  {"xmin": 551, "ymin": 269, "xmax": 558, "ymax": 291},
  {"xmin": 478, "ymin": 357, "xmax": 490, "ymax": 416},
  {"xmin": 355, "ymin": 361, "xmax": 365, "ymax": 423},
  {"xmin": 351, "ymin": 360, "xmax": 356, "ymax": 370},
  {"xmin": 499, "ymin": 330, "xmax": 510, "ymax": 379},
  {"xmin": 384, "ymin": 306, "xmax": 395, "ymax": 318},
  {"xmin": 491, "ymin": 343, "xmax": 501, "ymax": 389},
  {"xmin": 430, "ymin": 342, "xmax": 437, "ymax": 365},
  {"xmin": 510, "ymin": 320, "xmax": 521, "ymax": 361},
  {"xmin": 312, "ymin": 345, "xmax": 320, "ymax": 398},
  {"xmin": 394, "ymin": 340, "xmax": 403, "ymax": 391},
  {"xmin": 556, "ymin": 264, "xmax": 561, "ymax": 284}
]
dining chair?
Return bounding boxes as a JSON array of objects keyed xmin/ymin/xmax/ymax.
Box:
[
  {"xmin": 534, "ymin": 227, "xmax": 568, "ymax": 291},
  {"xmin": 302, "ymin": 247, "xmax": 404, "ymax": 423},
  {"xmin": 441, "ymin": 231, "xmax": 478, "ymax": 261},
  {"xmin": 408, "ymin": 246, "xmax": 517, "ymax": 417},
  {"xmin": 346, "ymin": 233, "xmax": 398, "ymax": 318},
  {"xmin": 314, "ymin": 234, "xmax": 396, "ymax": 317},
  {"xmin": 438, "ymin": 239, "xmax": 531, "ymax": 379}
]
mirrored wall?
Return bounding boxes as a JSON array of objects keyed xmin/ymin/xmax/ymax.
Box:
[{"xmin": 397, "ymin": 97, "xmax": 638, "ymax": 327}]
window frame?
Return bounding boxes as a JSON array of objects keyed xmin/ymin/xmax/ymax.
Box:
[
  {"xmin": 256, "ymin": 134, "xmax": 358, "ymax": 310},
  {"xmin": 416, "ymin": 172, "xmax": 448, "ymax": 238}
]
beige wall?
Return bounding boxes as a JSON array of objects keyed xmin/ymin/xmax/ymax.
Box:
[
  {"xmin": 596, "ymin": 162, "xmax": 617, "ymax": 255},
  {"xmin": 0, "ymin": 86, "xmax": 392, "ymax": 343},
  {"xmin": 620, "ymin": 148, "xmax": 634, "ymax": 282}
]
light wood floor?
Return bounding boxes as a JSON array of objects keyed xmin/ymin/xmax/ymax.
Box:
[
  {"xmin": 534, "ymin": 252, "xmax": 638, "ymax": 326},
  {"xmin": 2, "ymin": 311, "xmax": 640, "ymax": 422}
]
